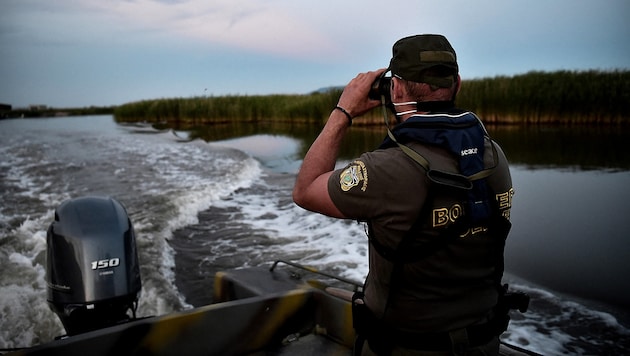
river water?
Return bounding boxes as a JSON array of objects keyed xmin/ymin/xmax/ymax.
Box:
[{"xmin": 1, "ymin": 115, "xmax": 629, "ymax": 355}]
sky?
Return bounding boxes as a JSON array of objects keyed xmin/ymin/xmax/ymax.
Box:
[{"xmin": 1, "ymin": 0, "xmax": 629, "ymax": 108}]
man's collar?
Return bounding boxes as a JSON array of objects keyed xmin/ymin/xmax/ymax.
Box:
[{"xmin": 415, "ymin": 100, "xmax": 456, "ymax": 113}]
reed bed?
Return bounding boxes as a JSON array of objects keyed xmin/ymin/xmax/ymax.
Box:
[
  {"xmin": 114, "ymin": 70, "xmax": 629, "ymax": 126},
  {"xmin": 113, "ymin": 91, "xmax": 343, "ymax": 125},
  {"xmin": 458, "ymin": 70, "xmax": 629, "ymax": 125}
]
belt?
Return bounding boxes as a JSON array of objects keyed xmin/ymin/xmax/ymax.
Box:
[
  {"xmin": 397, "ymin": 323, "xmax": 496, "ymax": 350},
  {"xmin": 367, "ymin": 319, "xmax": 503, "ymax": 352}
]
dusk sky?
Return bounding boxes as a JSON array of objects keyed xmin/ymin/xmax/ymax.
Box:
[{"xmin": 2, "ymin": 0, "xmax": 628, "ymax": 108}]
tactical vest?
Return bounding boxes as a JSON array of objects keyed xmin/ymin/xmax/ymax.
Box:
[
  {"xmin": 373, "ymin": 109, "xmax": 509, "ymax": 296},
  {"xmin": 351, "ymin": 111, "xmax": 516, "ymax": 354}
]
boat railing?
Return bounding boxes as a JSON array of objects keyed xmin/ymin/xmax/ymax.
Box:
[{"xmin": 269, "ymin": 259, "xmax": 363, "ymax": 292}]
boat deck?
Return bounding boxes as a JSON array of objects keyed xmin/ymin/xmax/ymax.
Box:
[{"xmin": 10, "ymin": 265, "xmax": 538, "ymax": 356}]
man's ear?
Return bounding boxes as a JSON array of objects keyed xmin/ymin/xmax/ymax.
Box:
[
  {"xmin": 391, "ymin": 77, "xmax": 404, "ymax": 100},
  {"xmin": 455, "ymin": 74, "xmax": 462, "ymax": 95}
]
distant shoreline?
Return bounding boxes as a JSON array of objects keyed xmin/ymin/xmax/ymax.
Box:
[
  {"xmin": 1, "ymin": 106, "xmax": 114, "ymax": 119},
  {"xmin": 4, "ymin": 70, "xmax": 628, "ymax": 126}
]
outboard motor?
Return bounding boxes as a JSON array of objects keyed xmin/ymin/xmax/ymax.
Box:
[{"xmin": 46, "ymin": 196, "xmax": 142, "ymax": 336}]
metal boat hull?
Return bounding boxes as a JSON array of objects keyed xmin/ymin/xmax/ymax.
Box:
[{"xmin": 11, "ymin": 265, "xmax": 537, "ymax": 356}]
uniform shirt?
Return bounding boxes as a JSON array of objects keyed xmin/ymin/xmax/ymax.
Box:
[{"xmin": 328, "ymin": 118, "xmax": 513, "ymax": 333}]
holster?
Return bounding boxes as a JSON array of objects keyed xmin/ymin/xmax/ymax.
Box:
[{"xmin": 352, "ymin": 291, "xmax": 393, "ymax": 355}]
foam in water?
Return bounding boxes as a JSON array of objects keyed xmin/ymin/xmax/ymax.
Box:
[
  {"xmin": 0, "ymin": 215, "xmax": 65, "ymax": 347},
  {"xmin": 2, "ymin": 117, "xmax": 629, "ymax": 355},
  {"xmin": 0, "ymin": 117, "xmax": 265, "ymax": 348}
]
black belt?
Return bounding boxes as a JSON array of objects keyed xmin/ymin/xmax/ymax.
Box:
[
  {"xmin": 367, "ymin": 318, "xmax": 503, "ymax": 352},
  {"xmin": 394, "ymin": 323, "xmax": 497, "ymax": 350}
]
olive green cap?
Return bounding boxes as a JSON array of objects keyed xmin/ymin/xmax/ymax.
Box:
[{"xmin": 389, "ymin": 34, "xmax": 458, "ymax": 88}]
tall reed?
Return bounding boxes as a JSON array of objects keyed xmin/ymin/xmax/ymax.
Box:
[
  {"xmin": 114, "ymin": 70, "xmax": 629, "ymax": 126},
  {"xmin": 457, "ymin": 70, "xmax": 629, "ymax": 125},
  {"xmin": 114, "ymin": 91, "xmax": 343, "ymax": 125}
]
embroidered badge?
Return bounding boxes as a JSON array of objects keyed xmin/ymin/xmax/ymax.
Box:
[{"xmin": 340, "ymin": 160, "xmax": 368, "ymax": 192}]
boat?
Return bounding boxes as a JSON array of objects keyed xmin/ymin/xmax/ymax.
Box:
[
  {"xmin": 6, "ymin": 197, "xmax": 539, "ymax": 356},
  {"xmin": 9, "ymin": 260, "xmax": 538, "ymax": 356}
]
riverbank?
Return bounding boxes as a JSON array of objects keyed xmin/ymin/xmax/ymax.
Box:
[
  {"xmin": 114, "ymin": 70, "xmax": 629, "ymax": 126},
  {"xmin": 457, "ymin": 70, "xmax": 629, "ymax": 125},
  {"xmin": 4, "ymin": 70, "xmax": 627, "ymax": 125},
  {"xmin": 1, "ymin": 106, "xmax": 114, "ymax": 119}
]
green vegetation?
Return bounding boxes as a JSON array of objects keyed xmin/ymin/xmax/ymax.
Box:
[
  {"xmin": 113, "ymin": 91, "xmax": 344, "ymax": 125},
  {"xmin": 457, "ymin": 70, "xmax": 629, "ymax": 125},
  {"xmin": 112, "ymin": 70, "xmax": 629, "ymax": 126}
]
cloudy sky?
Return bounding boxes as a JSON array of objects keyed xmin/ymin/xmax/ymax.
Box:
[{"xmin": 1, "ymin": 0, "xmax": 628, "ymax": 108}]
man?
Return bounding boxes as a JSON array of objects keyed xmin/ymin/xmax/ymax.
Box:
[{"xmin": 293, "ymin": 34, "xmax": 514, "ymax": 355}]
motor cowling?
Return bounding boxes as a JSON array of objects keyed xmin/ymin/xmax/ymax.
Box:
[{"xmin": 46, "ymin": 196, "xmax": 142, "ymax": 336}]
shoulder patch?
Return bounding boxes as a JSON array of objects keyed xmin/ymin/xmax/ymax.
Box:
[{"xmin": 340, "ymin": 160, "xmax": 368, "ymax": 192}]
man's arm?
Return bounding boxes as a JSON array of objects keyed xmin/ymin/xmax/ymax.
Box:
[
  {"xmin": 292, "ymin": 69, "xmax": 385, "ymax": 218},
  {"xmin": 292, "ymin": 109, "xmax": 349, "ymax": 217}
]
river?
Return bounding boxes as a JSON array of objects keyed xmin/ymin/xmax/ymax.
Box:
[{"xmin": 1, "ymin": 115, "xmax": 629, "ymax": 355}]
